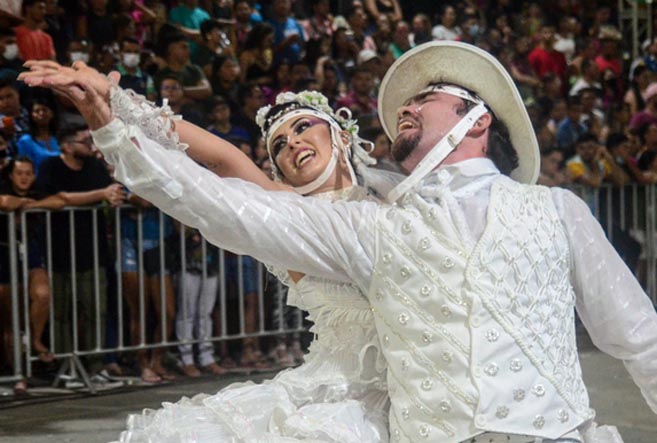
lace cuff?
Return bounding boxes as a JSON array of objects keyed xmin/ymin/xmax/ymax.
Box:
[{"xmin": 109, "ymin": 84, "xmax": 189, "ymax": 152}]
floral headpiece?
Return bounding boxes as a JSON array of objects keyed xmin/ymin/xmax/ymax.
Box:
[{"xmin": 256, "ymin": 90, "xmax": 359, "ymax": 140}]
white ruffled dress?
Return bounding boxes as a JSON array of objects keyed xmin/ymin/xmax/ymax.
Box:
[{"xmin": 116, "ymin": 187, "xmax": 390, "ymax": 443}]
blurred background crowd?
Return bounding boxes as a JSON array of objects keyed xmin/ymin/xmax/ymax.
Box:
[{"xmin": 1, "ymin": 0, "xmax": 656, "ymax": 387}]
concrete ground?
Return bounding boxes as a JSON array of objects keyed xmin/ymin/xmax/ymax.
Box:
[{"xmin": 0, "ymin": 347, "xmax": 655, "ymax": 442}]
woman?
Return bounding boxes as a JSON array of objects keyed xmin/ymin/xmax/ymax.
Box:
[
  {"xmin": 21, "ymin": 61, "xmax": 397, "ymax": 442},
  {"xmin": 239, "ymin": 23, "xmax": 276, "ymax": 87},
  {"xmin": 210, "ymin": 55, "xmax": 241, "ymax": 107},
  {"xmin": 17, "ymin": 97, "xmax": 60, "ymax": 175}
]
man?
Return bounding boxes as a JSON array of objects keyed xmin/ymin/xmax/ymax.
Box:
[
  {"xmin": 528, "ymin": 24, "xmax": 567, "ymax": 83},
  {"xmin": 115, "ymin": 37, "xmax": 156, "ymax": 101},
  {"xmin": 13, "ymin": 0, "xmax": 56, "ymax": 61},
  {"xmin": 167, "ymin": 0, "xmax": 211, "ymax": 59},
  {"xmin": 0, "ymin": 28, "xmax": 22, "ymax": 81},
  {"xmin": 154, "ymin": 31, "xmax": 212, "ymax": 103},
  {"xmin": 267, "ymin": 0, "xmax": 306, "ymax": 65},
  {"xmin": 336, "ymin": 66, "xmax": 378, "ymax": 120},
  {"xmin": 22, "ymin": 41, "xmax": 657, "ymax": 442},
  {"xmin": 35, "ymin": 123, "xmax": 124, "ymax": 370}
]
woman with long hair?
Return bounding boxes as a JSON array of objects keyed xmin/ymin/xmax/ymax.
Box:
[
  {"xmin": 21, "ymin": 61, "xmax": 401, "ymax": 442},
  {"xmin": 16, "ymin": 96, "xmax": 60, "ymax": 175}
]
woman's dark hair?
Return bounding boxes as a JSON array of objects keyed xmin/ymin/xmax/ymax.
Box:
[
  {"xmin": 631, "ymin": 64, "xmax": 648, "ymax": 111},
  {"xmin": 27, "ymin": 97, "xmax": 58, "ymax": 138},
  {"xmin": 638, "ymin": 150, "xmax": 657, "ymax": 171},
  {"xmin": 211, "ymin": 54, "xmax": 233, "ymax": 79},
  {"xmin": 243, "ymin": 23, "xmax": 274, "ymax": 51}
]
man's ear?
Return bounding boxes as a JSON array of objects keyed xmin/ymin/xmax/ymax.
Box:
[{"xmin": 468, "ymin": 112, "xmax": 492, "ymax": 137}]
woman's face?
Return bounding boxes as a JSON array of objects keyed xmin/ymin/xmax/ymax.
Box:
[
  {"xmin": 269, "ymin": 114, "xmax": 337, "ymax": 187},
  {"xmin": 31, "ymin": 103, "xmax": 53, "ymax": 128},
  {"xmin": 219, "ymin": 58, "xmax": 240, "ymax": 82}
]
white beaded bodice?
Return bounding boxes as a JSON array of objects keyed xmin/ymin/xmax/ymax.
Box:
[{"xmin": 369, "ymin": 176, "xmax": 592, "ymax": 443}]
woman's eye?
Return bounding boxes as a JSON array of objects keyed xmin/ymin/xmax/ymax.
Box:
[
  {"xmin": 272, "ymin": 139, "xmax": 287, "ymax": 157},
  {"xmin": 294, "ymin": 120, "xmax": 311, "ymax": 134}
]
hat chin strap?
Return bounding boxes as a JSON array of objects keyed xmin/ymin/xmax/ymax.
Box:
[
  {"xmin": 387, "ymin": 103, "xmax": 488, "ymax": 202},
  {"xmin": 292, "ymin": 125, "xmax": 357, "ymax": 195}
]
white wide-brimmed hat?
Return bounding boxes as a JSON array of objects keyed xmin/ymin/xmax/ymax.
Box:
[{"xmin": 378, "ymin": 41, "xmax": 539, "ymax": 184}]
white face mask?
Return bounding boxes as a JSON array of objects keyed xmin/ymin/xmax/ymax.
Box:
[
  {"xmin": 3, "ymin": 43, "xmax": 18, "ymax": 61},
  {"xmin": 122, "ymin": 53, "xmax": 140, "ymax": 68},
  {"xmin": 70, "ymin": 51, "xmax": 89, "ymax": 63}
]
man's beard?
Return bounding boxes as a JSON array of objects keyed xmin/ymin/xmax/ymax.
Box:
[{"xmin": 391, "ymin": 130, "xmax": 422, "ymax": 162}]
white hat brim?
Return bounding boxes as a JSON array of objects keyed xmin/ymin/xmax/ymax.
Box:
[{"xmin": 377, "ymin": 41, "xmax": 539, "ymax": 184}]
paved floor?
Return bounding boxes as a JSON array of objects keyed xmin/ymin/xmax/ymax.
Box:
[{"xmin": 0, "ymin": 347, "xmax": 655, "ymax": 442}]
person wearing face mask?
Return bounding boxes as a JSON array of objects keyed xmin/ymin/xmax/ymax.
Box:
[
  {"xmin": 66, "ymin": 39, "xmax": 92, "ymax": 66},
  {"xmin": 0, "ymin": 29, "xmax": 22, "ymax": 81},
  {"xmin": 115, "ymin": 37, "xmax": 156, "ymax": 102}
]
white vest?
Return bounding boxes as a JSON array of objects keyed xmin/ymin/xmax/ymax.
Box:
[{"xmin": 368, "ymin": 177, "xmax": 594, "ymax": 443}]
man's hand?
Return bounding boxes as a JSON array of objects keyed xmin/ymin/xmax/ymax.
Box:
[
  {"xmin": 103, "ymin": 183, "xmax": 126, "ymax": 207},
  {"xmin": 18, "ymin": 61, "xmax": 121, "ymax": 131}
]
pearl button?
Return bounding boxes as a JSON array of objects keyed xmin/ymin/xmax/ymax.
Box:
[
  {"xmin": 513, "ymin": 389, "xmax": 525, "ymax": 401},
  {"xmin": 383, "ymin": 335, "xmax": 390, "ymax": 345},
  {"xmin": 496, "ymin": 406, "xmax": 509, "ymax": 419},
  {"xmin": 375, "ymin": 289, "xmax": 384, "ymax": 301},
  {"xmin": 532, "ymin": 384, "xmax": 546, "ymax": 397},
  {"xmin": 533, "ymin": 415, "xmax": 545, "ymax": 429},
  {"xmin": 421, "ymin": 378, "xmax": 433, "ymax": 390},
  {"xmin": 401, "ymin": 358, "xmax": 409, "ymax": 371},
  {"xmin": 470, "ymin": 316, "xmax": 481, "ymax": 328},
  {"xmin": 485, "ymin": 329, "xmax": 499, "ymax": 342},
  {"xmin": 441, "ymin": 350, "xmax": 453, "ymax": 363},
  {"xmin": 441, "ymin": 305, "xmax": 452, "ymax": 317},
  {"xmin": 401, "ymin": 407, "xmax": 410, "ymax": 420},
  {"xmin": 382, "ymin": 253, "xmax": 392, "ymax": 264},
  {"xmin": 509, "ymin": 358, "xmax": 523, "ymax": 372},
  {"xmin": 439, "ymin": 399, "xmax": 451, "ymax": 412},
  {"xmin": 400, "ymin": 266, "xmax": 411, "ymax": 278},
  {"xmin": 422, "ymin": 331, "xmax": 432, "ymax": 343},
  {"xmin": 442, "ymin": 257, "xmax": 455, "ymax": 269},
  {"xmin": 402, "ymin": 220, "xmax": 412, "ymax": 234},
  {"xmin": 418, "ymin": 237, "xmax": 431, "ymax": 250},
  {"xmin": 474, "ymin": 414, "xmax": 487, "ymax": 428},
  {"xmin": 419, "ymin": 424, "xmax": 430, "ymax": 438},
  {"xmin": 420, "ymin": 284, "xmax": 432, "ymax": 296},
  {"xmin": 558, "ymin": 409, "xmax": 569, "ymax": 423},
  {"xmin": 484, "ymin": 363, "xmax": 499, "ymax": 376},
  {"xmin": 398, "ymin": 312, "xmax": 409, "ymax": 325}
]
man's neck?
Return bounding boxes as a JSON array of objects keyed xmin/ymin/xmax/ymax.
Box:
[
  {"xmin": 60, "ymin": 153, "xmax": 83, "ymax": 171},
  {"xmin": 167, "ymin": 60, "xmax": 185, "ymax": 71},
  {"xmin": 24, "ymin": 17, "xmax": 40, "ymax": 30}
]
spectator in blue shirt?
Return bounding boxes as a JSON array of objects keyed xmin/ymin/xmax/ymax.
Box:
[
  {"xmin": 267, "ymin": 0, "xmax": 306, "ymax": 65},
  {"xmin": 168, "ymin": 0, "xmax": 211, "ymax": 59},
  {"xmin": 17, "ymin": 96, "xmax": 59, "ymax": 175}
]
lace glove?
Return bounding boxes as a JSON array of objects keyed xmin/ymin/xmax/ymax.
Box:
[{"xmin": 108, "ymin": 83, "xmax": 189, "ymax": 152}]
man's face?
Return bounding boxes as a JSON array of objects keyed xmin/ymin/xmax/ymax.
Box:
[
  {"xmin": 541, "ymin": 26, "xmax": 556, "ymax": 45},
  {"xmin": 273, "ymin": 0, "xmax": 291, "ymax": 17},
  {"xmin": 351, "ymin": 71, "xmax": 373, "ymax": 94},
  {"xmin": 0, "ymin": 86, "xmax": 20, "ymax": 117},
  {"xmin": 26, "ymin": 1, "xmax": 47, "ymax": 21},
  {"xmin": 10, "ymin": 161, "xmax": 35, "ymax": 194},
  {"xmin": 235, "ymin": 1, "xmax": 251, "ymax": 21},
  {"xmin": 391, "ymin": 90, "xmax": 469, "ymax": 170},
  {"xmin": 160, "ymin": 79, "xmax": 184, "ymax": 104},
  {"xmin": 168, "ymin": 40, "xmax": 190, "ymax": 63},
  {"xmin": 577, "ymin": 141, "xmax": 598, "ymax": 163},
  {"xmin": 65, "ymin": 131, "xmax": 95, "ymax": 159}
]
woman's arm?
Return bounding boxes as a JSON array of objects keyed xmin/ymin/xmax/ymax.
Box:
[{"xmin": 175, "ymin": 120, "xmax": 285, "ymax": 191}]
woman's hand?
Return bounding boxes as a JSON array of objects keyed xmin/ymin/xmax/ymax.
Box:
[{"xmin": 19, "ymin": 61, "xmax": 121, "ymax": 131}]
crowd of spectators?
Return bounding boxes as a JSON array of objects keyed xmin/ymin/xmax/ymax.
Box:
[{"xmin": 1, "ymin": 0, "xmax": 657, "ymax": 388}]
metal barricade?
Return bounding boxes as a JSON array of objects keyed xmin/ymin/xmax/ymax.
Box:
[{"xmin": 2, "ymin": 204, "xmax": 304, "ymax": 391}]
